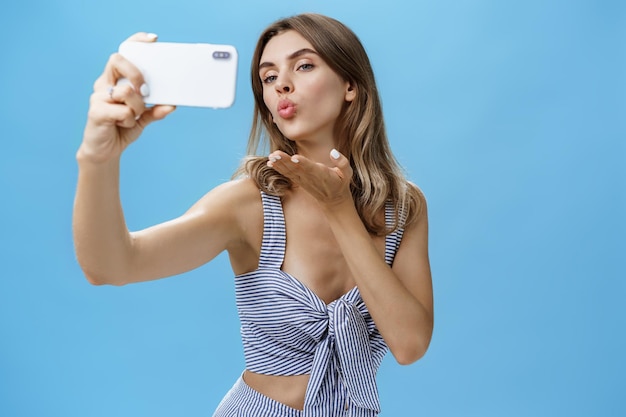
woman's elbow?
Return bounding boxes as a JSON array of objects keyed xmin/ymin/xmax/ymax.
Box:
[
  {"xmin": 82, "ymin": 271, "xmax": 120, "ymax": 286},
  {"xmin": 83, "ymin": 271, "xmax": 116, "ymax": 286},
  {"xmin": 393, "ymin": 331, "xmax": 433, "ymax": 365},
  {"xmin": 78, "ymin": 262, "xmax": 127, "ymax": 286},
  {"xmin": 394, "ymin": 344, "xmax": 430, "ymax": 365},
  {"xmin": 84, "ymin": 272, "xmax": 105, "ymax": 286}
]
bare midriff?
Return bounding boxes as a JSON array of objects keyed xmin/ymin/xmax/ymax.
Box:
[{"xmin": 243, "ymin": 370, "xmax": 310, "ymax": 410}]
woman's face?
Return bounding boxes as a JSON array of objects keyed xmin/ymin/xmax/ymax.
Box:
[{"xmin": 258, "ymin": 30, "xmax": 355, "ymax": 146}]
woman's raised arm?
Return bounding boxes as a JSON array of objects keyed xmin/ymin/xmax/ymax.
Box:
[{"xmin": 73, "ymin": 33, "xmax": 248, "ymax": 286}]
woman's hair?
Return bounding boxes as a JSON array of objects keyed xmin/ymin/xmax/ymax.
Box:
[{"xmin": 235, "ymin": 13, "xmax": 423, "ymax": 235}]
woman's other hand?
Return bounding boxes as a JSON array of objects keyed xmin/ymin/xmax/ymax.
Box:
[{"xmin": 267, "ymin": 148, "xmax": 353, "ymax": 209}]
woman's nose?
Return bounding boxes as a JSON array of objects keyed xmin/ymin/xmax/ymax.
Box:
[{"xmin": 275, "ymin": 76, "xmax": 292, "ymax": 93}]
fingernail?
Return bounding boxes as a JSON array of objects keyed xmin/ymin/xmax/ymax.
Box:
[
  {"xmin": 269, "ymin": 156, "xmax": 277, "ymax": 163},
  {"xmin": 330, "ymin": 149, "xmax": 341, "ymax": 160},
  {"xmin": 140, "ymin": 83, "xmax": 150, "ymax": 97},
  {"xmin": 135, "ymin": 114, "xmax": 141, "ymax": 120},
  {"xmin": 291, "ymin": 156, "xmax": 299, "ymax": 163},
  {"xmin": 147, "ymin": 33, "xmax": 158, "ymax": 40}
]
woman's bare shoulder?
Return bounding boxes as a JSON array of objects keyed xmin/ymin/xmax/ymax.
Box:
[
  {"xmin": 192, "ymin": 177, "xmax": 264, "ymax": 245},
  {"xmin": 227, "ymin": 177, "xmax": 264, "ymax": 221},
  {"xmin": 205, "ymin": 177, "xmax": 264, "ymax": 273},
  {"xmin": 190, "ymin": 177, "xmax": 262, "ymax": 213},
  {"xmin": 406, "ymin": 181, "xmax": 427, "ymax": 219}
]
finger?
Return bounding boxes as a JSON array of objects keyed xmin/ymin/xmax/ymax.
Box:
[
  {"xmin": 94, "ymin": 101, "xmax": 138, "ymax": 129},
  {"xmin": 267, "ymin": 151, "xmax": 303, "ymax": 175},
  {"xmin": 267, "ymin": 150, "xmax": 288, "ymax": 165},
  {"xmin": 112, "ymin": 32, "xmax": 157, "ymax": 90},
  {"xmin": 107, "ymin": 83, "xmax": 145, "ymax": 117},
  {"xmin": 93, "ymin": 33, "xmax": 157, "ymax": 92},
  {"xmin": 137, "ymin": 105, "xmax": 176, "ymax": 127},
  {"xmin": 93, "ymin": 53, "xmax": 144, "ymax": 92},
  {"xmin": 94, "ymin": 53, "xmax": 145, "ymax": 92},
  {"xmin": 102, "ymin": 53, "xmax": 148, "ymax": 93},
  {"xmin": 270, "ymin": 153, "xmax": 330, "ymax": 188},
  {"xmin": 329, "ymin": 148, "xmax": 351, "ymax": 180},
  {"xmin": 267, "ymin": 150, "xmax": 288, "ymax": 168},
  {"xmin": 124, "ymin": 32, "xmax": 158, "ymax": 43}
]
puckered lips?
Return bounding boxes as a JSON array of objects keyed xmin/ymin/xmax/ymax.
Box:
[{"xmin": 277, "ymin": 99, "xmax": 296, "ymax": 119}]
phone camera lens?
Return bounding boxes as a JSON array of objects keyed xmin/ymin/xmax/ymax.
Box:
[{"xmin": 213, "ymin": 51, "xmax": 231, "ymax": 60}]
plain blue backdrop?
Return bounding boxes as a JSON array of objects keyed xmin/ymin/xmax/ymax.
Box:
[{"xmin": 1, "ymin": 0, "xmax": 624, "ymax": 416}]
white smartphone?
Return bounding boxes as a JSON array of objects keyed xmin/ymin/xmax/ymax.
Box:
[{"xmin": 117, "ymin": 40, "xmax": 238, "ymax": 108}]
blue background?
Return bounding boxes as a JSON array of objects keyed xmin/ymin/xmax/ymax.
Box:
[{"xmin": 1, "ymin": 0, "xmax": 624, "ymax": 416}]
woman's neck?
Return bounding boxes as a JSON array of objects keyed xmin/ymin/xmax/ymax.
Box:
[{"xmin": 292, "ymin": 136, "xmax": 337, "ymax": 166}]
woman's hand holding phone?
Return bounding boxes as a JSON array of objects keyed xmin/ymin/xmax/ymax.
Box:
[{"xmin": 80, "ymin": 32, "xmax": 176, "ymax": 164}]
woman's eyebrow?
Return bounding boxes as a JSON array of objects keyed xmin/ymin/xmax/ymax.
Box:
[{"xmin": 259, "ymin": 48, "xmax": 319, "ymax": 70}]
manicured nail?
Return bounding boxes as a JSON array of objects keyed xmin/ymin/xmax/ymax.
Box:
[
  {"xmin": 269, "ymin": 156, "xmax": 278, "ymax": 163},
  {"xmin": 140, "ymin": 83, "xmax": 150, "ymax": 97},
  {"xmin": 330, "ymin": 149, "xmax": 341, "ymax": 159},
  {"xmin": 291, "ymin": 156, "xmax": 300, "ymax": 163},
  {"xmin": 147, "ymin": 33, "xmax": 158, "ymax": 40}
]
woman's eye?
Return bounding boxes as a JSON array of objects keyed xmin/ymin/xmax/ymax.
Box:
[
  {"xmin": 262, "ymin": 74, "xmax": 277, "ymax": 84},
  {"xmin": 298, "ymin": 63, "xmax": 314, "ymax": 71}
]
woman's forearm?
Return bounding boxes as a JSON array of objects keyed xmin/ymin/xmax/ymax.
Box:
[
  {"xmin": 322, "ymin": 199, "xmax": 433, "ymax": 364},
  {"xmin": 73, "ymin": 148, "xmax": 133, "ymax": 285}
]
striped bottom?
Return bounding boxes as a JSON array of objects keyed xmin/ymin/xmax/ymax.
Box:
[{"xmin": 213, "ymin": 375, "xmax": 302, "ymax": 417}]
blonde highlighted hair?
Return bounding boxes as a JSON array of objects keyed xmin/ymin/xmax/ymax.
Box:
[{"xmin": 236, "ymin": 13, "xmax": 423, "ymax": 235}]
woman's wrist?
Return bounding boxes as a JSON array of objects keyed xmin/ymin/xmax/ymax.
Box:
[
  {"xmin": 76, "ymin": 141, "xmax": 121, "ymax": 166},
  {"xmin": 319, "ymin": 195, "xmax": 359, "ymax": 223}
]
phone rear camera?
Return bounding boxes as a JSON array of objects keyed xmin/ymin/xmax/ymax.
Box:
[{"xmin": 213, "ymin": 51, "xmax": 231, "ymax": 60}]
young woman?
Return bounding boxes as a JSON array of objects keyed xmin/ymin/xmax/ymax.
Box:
[{"xmin": 73, "ymin": 13, "xmax": 433, "ymax": 417}]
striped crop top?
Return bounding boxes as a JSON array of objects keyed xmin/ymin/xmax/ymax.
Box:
[{"xmin": 234, "ymin": 191, "xmax": 405, "ymax": 416}]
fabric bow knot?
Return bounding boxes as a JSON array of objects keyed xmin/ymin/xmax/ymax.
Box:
[{"xmin": 303, "ymin": 297, "xmax": 380, "ymax": 415}]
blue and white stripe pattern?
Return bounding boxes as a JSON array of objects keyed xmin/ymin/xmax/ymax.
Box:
[
  {"xmin": 213, "ymin": 375, "xmax": 302, "ymax": 417},
  {"xmin": 232, "ymin": 192, "xmax": 405, "ymax": 416}
]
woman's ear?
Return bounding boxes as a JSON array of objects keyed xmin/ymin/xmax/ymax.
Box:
[{"xmin": 345, "ymin": 83, "xmax": 356, "ymax": 102}]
